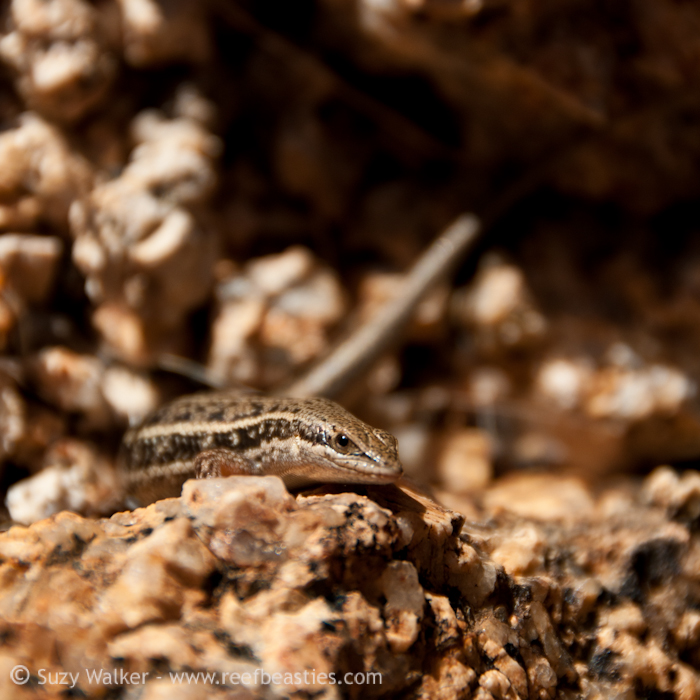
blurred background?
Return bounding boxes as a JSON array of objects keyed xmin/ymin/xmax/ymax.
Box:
[{"xmin": 1, "ymin": 0, "xmax": 700, "ymax": 524}]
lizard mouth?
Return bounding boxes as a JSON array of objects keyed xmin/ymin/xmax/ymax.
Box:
[
  {"xmin": 353, "ymin": 455, "xmax": 403, "ymax": 482},
  {"xmin": 317, "ymin": 454, "xmax": 403, "ymax": 484}
]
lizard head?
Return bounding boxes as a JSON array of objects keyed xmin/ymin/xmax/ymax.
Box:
[{"xmin": 297, "ymin": 397, "xmax": 403, "ymax": 485}]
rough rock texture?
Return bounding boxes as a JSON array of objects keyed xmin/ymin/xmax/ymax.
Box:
[
  {"xmin": 1, "ymin": 472, "xmax": 700, "ymax": 698},
  {"xmin": 0, "ymin": 477, "xmax": 465, "ymax": 698}
]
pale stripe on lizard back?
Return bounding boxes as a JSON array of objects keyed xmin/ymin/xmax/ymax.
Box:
[{"xmin": 120, "ymin": 392, "xmax": 403, "ymax": 505}]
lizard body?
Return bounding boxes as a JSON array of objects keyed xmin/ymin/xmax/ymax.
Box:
[{"xmin": 120, "ymin": 391, "xmax": 402, "ymax": 504}]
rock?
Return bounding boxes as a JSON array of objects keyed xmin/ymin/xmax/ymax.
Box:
[
  {"xmin": 70, "ymin": 105, "xmax": 220, "ymax": 363},
  {"xmin": 536, "ymin": 357, "xmax": 594, "ymax": 411},
  {"xmin": 482, "ymin": 473, "xmax": 595, "ymax": 521},
  {"xmin": 391, "ymin": 422, "xmax": 430, "ymax": 477},
  {"xmin": 208, "ymin": 247, "xmax": 347, "ymax": 388},
  {"xmin": 1, "ymin": 468, "xmax": 700, "ymax": 697},
  {"xmin": 437, "ymin": 428, "xmax": 493, "ymax": 494},
  {"xmin": 246, "ymin": 246, "xmax": 314, "ymax": 296},
  {"xmin": 0, "ymin": 374, "xmax": 64, "ymax": 473},
  {"xmin": 183, "ymin": 476, "xmax": 296, "ymax": 567},
  {"xmin": 98, "ymin": 517, "xmax": 217, "ymax": 631},
  {"xmin": 381, "ymin": 560, "xmax": 425, "ymax": 652},
  {"xmin": 101, "ymin": 365, "xmax": 159, "ymax": 424},
  {"xmin": 0, "ymin": 113, "xmax": 93, "ymax": 229},
  {"xmin": 5, "ymin": 439, "xmax": 120, "ymax": 524},
  {"xmin": 0, "ymin": 234, "xmax": 63, "ymax": 304},
  {"xmin": 585, "ymin": 362, "xmax": 694, "ymax": 421},
  {"xmin": 119, "ymin": 0, "xmax": 211, "ymax": 67},
  {"xmin": 0, "ymin": 0, "xmax": 117, "ymax": 122},
  {"xmin": 488, "ymin": 523, "xmax": 546, "ymax": 576},
  {"xmin": 30, "ymin": 346, "xmax": 111, "ymax": 428},
  {"xmin": 0, "ymin": 379, "xmax": 28, "ymax": 464},
  {"xmin": 453, "ymin": 256, "xmax": 547, "ymax": 348}
]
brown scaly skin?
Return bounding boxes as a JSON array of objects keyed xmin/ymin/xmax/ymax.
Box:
[{"xmin": 120, "ymin": 392, "xmax": 403, "ymax": 505}]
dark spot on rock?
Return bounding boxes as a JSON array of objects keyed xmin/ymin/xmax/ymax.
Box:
[
  {"xmin": 596, "ymin": 587, "xmax": 617, "ymax": 607},
  {"xmin": 482, "ymin": 654, "xmax": 496, "ymax": 670},
  {"xmin": 494, "ymin": 604, "xmax": 509, "ymax": 622},
  {"xmin": 620, "ymin": 538, "xmax": 684, "ymax": 602},
  {"xmin": 245, "ymin": 578, "xmax": 271, "ymax": 598},
  {"xmin": 590, "ymin": 648, "xmax": 620, "ymax": 681},
  {"xmin": 45, "ymin": 536, "xmax": 90, "ymax": 567},
  {"xmin": 511, "ymin": 582, "xmax": 533, "ymax": 605},
  {"xmin": 563, "ymin": 586, "xmax": 577, "ymax": 607},
  {"xmin": 504, "ymin": 641, "xmax": 527, "ymax": 670},
  {"xmin": 197, "ymin": 571, "xmax": 222, "ymax": 604},
  {"xmin": 634, "ymin": 678, "xmax": 675, "ymax": 700},
  {"xmin": 328, "ymin": 591, "xmax": 348, "ymax": 611}
]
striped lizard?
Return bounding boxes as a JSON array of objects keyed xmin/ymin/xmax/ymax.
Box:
[{"xmin": 119, "ymin": 214, "xmax": 480, "ymax": 505}]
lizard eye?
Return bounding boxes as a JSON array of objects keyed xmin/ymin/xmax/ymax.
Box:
[{"xmin": 332, "ymin": 433, "xmax": 354, "ymax": 453}]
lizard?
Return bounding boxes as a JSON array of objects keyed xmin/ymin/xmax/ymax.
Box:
[
  {"xmin": 120, "ymin": 393, "xmax": 403, "ymax": 504},
  {"xmin": 119, "ymin": 214, "xmax": 480, "ymax": 505}
]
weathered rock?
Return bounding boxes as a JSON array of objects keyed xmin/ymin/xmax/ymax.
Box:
[
  {"xmin": 5, "ymin": 439, "xmax": 120, "ymax": 524},
  {"xmin": 0, "ymin": 234, "xmax": 63, "ymax": 305},
  {"xmin": 119, "ymin": 0, "xmax": 211, "ymax": 67},
  {"xmin": 437, "ymin": 428, "xmax": 493, "ymax": 494},
  {"xmin": 208, "ymin": 247, "xmax": 347, "ymax": 388},
  {"xmin": 0, "ymin": 113, "xmax": 93, "ymax": 230},
  {"xmin": 0, "ymin": 0, "xmax": 118, "ymax": 122},
  {"xmin": 2, "ymin": 463, "xmax": 700, "ymax": 698},
  {"xmin": 70, "ymin": 104, "xmax": 221, "ymax": 362},
  {"xmin": 0, "ymin": 477, "xmax": 478, "ymax": 698},
  {"xmin": 452, "ymin": 256, "xmax": 547, "ymax": 349}
]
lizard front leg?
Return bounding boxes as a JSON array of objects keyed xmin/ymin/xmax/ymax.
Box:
[{"xmin": 194, "ymin": 449, "xmax": 258, "ymax": 479}]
